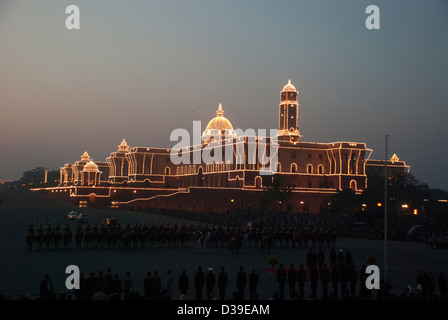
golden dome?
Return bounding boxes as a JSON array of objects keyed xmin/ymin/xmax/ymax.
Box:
[
  {"xmin": 282, "ymin": 79, "xmax": 297, "ymax": 92},
  {"xmin": 202, "ymin": 103, "xmax": 236, "ymax": 142},
  {"xmin": 205, "ymin": 103, "xmax": 234, "ymax": 132},
  {"xmin": 83, "ymin": 161, "xmax": 99, "ymax": 172}
]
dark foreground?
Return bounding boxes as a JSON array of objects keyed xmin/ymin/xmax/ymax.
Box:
[{"xmin": 0, "ymin": 189, "xmax": 447, "ymax": 301}]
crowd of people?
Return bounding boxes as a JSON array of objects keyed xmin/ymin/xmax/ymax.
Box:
[
  {"xmin": 25, "ymin": 221, "xmax": 337, "ymax": 253},
  {"xmin": 32, "ymin": 247, "xmax": 448, "ymax": 301}
]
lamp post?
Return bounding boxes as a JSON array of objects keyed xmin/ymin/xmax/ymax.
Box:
[{"xmin": 384, "ymin": 134, "xmax": 388, "ymax": 285}]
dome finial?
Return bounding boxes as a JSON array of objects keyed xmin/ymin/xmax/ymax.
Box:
[
  {"xmin": 81, "ymin": 151, "xmax": 91, "ymax": 161},
  {"xmin": 118, "ymin": 139, "xmax": 129, "ymax": 152},
  {"xmin": 216, "ymin": 103, "xmax": 224, "ymax": 117},
  {"xmin": 282, "ymin": 79, "xmax": 297, "ymax": 92}
]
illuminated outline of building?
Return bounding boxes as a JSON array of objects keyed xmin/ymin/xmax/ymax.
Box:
[{"xmin": 35, "ymin": 80, "xmax": 410, "ymax": 213}]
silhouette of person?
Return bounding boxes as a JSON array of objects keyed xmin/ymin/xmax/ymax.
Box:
[
  {"xmin": 249, "ymin": 269, "xmax": 259, "ymax": 300},
  {"xmin": 206, "ymin": 268, "xmax": 216, "ymax": 300},
  {"xmin": 178, "ymin": 270, "xmax": 189, "ymax": 298},
  {"xmin": 123, "ymin": 271, "xmax": 133, "ymax": 300},
  {"xmin": 152, "ymin": 271, "xmax": 162, "ymax": 298},
  {"xmin": 165, "ymin": 270, "xmax": 173, "ymax": 299},
  {"xmin": 277, "ymin": 263, "xmax": 286, "ymax": 299},
  {"xmin": 438, "ymin": 271, "xmax": 447, "ymax": 298},
  {"xmin": 111, "ymin": 274, "xmax": 122, "ymax": 298},
  {"xmin": 218, "ymin": 266, "xmax": 228, "ymax": 300},
  {"xmin": 39, "ymin": 274, "xmax": 53, "ymax": 300},
  {"xmin": 287, "ymin": 264, "xmax": 297, "ymax": 298},
  {"xmin": 236, "ymin": 266, "xmax": 247, "ymax": 300},
  {"xmin": 309, "ymin": 265, "xmax": 319, "ymax": 299},
  {"xmin": 297, "ymin": 264, "xmax": 307, "ymax": 299},
  {"xmin": 194, "ymin": 266, "xmax": 205, "ymax": 300},
  {"xmin": 320, "ymin": 263, "xmax": 330, "ymax": 299},
  {"xmin": 144, "ymin": 272, "xmax": 153, "ymax": 298}
]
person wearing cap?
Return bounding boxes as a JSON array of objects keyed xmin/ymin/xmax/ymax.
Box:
[{"xmin": 206, "ymin": 267, "xmax": 216, "ymax": 300}]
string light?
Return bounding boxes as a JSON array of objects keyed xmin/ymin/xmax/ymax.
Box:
[{"xmin": 32, "ymin": 80, "xmax": 410, "ymax": 210}]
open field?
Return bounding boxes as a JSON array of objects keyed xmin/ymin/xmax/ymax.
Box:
[{"xmin": 0, "ymin": 189, "xmax": 447, "ymax": 300}]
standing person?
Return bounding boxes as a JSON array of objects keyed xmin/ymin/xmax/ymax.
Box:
[
  {"xmin": 123, "ymin": 271, "xmax": 133, "ymax": 300},
  {"xmin": 249, "ymin": 269, "xmax": 259, "ymax": 300},
  {"xmin": 287, "ymin": 264, "xmax": 297, "ymax": 298},
  {"xmin": 178, "ymin": 270, "xmax": 189, "ymax": 299},
  {"xmin": 206, "ymin": 268, "xmax": 216, "ymax": 300},
  {"xmin": 297, "ymin": 264, "xmax": 307, "ymax": 299},
  {"xmin": 438, "ymin": 271, "xmax": 447, "ymax": 298},
  {"xmin": 85, "ymin": 272, "xmax": 97, "ymax": 300},
  {"xmin": 105, "ymin": 268, "xmax": 113, "ymax": 296},
  {"xmin": 218, "ymin": 266, "xmax": 228, "ymax": 300},
  {"xmin": 428, "ymin": 272, "xmax": 435, "ymax": 299},
  {"xmin": 236, "ymin": 266, "xmax": 247, "ymax": 300},
  {"xmin": 358, "ymin": 264, "xmax": 368, "ymax": 299},
  {"xmin": 144, "ymin": 272, "xmax": 153, "ymax": 299},
  {"xmin": 317, "ymin": 249, "xmax": 325, "ymax": 270},
  {"xmin": 309, "ymin": 265, "xmax": 319, "ymax": 299},
  {"xmin": 152, "ymin": 271, "xmax": 162, "ymax": 299},
  {"xmin": 329, "ymin": 248, "xmax": 336, "ymax": 270},
  {"xmin": 194, "ymin": 266, "xmax": 205, "ymax": 300},
  {"xmin": 349, "ymin": 264, "xmax": 358, "ymax": 298},
  {"xmin": 320, "ymin": 263, "xmax": 330, "ymax": 299},
  {"xmin": 75, "ymin": 272, "xmax": 87, "ymax": 300},
  {"xmin": 339, "ymin": 263, "xmax": 349, "ymax": 297},
  {"xmin": 276, "ymin": 263, "xmax": 286, "ymax": 299},
  {"xmin": 331, "ymin": 264, "xmax": 340, "ymax": 299},
  {"xmin": 165, "ymin": 270, "xmax": 174, "ymax": 299},
  {"xmin": 39, "ymin": 274, "xmax": 53, "ymax": 300},
  {"xmin": 111, "ymin": 274, "xmax": 122, "ymax": 298}
]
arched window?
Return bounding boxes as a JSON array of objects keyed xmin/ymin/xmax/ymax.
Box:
[
  {"xmin": 350, "ymin": 180, "xmax": 357, "ymax": 191},
  {"xmin": 275, "ymin": 162, "xmax": 281, "ymax": 172},
  {"xmin": 290, "ymin": 163, "xmax": 297, "ymax": 173},
  {"xmin": 255, "ymin": 176, "xmax": 262, "ymax": 188},
  {"xmin": 307, "ymin": 164, "xmax": 313, "ymax": 174},
  {"xmin": 165, "ymin": 167, "xmax": 170, "ymax": 175},
  {"xmin": 318, "ymin": 165, "xmax": 324, "ymax": 175}
]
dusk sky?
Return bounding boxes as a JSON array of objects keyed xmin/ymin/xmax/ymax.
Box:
[{"xmin": 0, "ymin": 1, "xmax": 447, "ymax": 190}]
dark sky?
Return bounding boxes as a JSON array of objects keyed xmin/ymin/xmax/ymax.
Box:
[{"xmin": 0, "ymin": 0, "xmax": 447, "ymax": 190}]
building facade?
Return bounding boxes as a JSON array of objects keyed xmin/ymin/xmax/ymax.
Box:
[{"xmin": 35, "ymin": 80, "xmax": 409, "ymax": 213}]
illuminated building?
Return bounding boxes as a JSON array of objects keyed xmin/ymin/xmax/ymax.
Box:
[{"xmin": 35, "ymin": 80, "xmax": 410, "ymax": 213}]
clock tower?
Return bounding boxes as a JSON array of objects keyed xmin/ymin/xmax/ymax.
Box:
[{"xmin": 278, "ymin": 79, "xmax": 300, "ymax": 143}]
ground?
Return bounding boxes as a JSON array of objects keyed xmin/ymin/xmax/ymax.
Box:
[{"xmin": 0, "ymin": 188, "xmax": 447, "ymax": 300}]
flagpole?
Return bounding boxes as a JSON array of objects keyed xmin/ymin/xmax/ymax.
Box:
[{"xmin": 384, "ymin": 134, "xmax": 388, "ymax": 284}]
